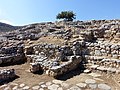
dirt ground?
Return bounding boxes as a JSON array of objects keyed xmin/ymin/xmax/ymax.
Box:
[{"xmin": 0, "ymin": 63, "xmax": 120, "ymax": 90}]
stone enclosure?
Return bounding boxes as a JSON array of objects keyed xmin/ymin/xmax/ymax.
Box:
[{"xmin": 0, "ymin": 19, "xmax": 120, "ymax": 88}]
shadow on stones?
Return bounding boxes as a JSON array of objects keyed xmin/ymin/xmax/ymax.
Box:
[
  {"xmin": 0, "ymin": 75, "xmax": 19, "ymax": 85},
  {"xmin": 32, "ymin": 70, "xmax": 44, "ymax": 75},
  {"xmin": 55, "ymin": 63, "xmax": 86, "ymax": 81},
  {"xmin": 0, "ymin": 58, "xmax": 27, "ymax": 67}
]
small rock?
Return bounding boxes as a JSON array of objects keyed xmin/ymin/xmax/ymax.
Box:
[
  {"xmin": 69, "ymin": 86, "xmax": 81, "ymax": 90},
  {"xmin": 39, "ymin": 88, "xmax": 44, "ymax": 90},
  {"xmin": 12, "ymin": 86, "xmax": 18, "ymax": 90},
  {"xmin": 58, "ymin": 87, "xmax": 63, "ymax": 90},
  {"xmin": 4, "ymin": 86, "xmax": 10, "ymax": 90},
  {"xmin": 0, "ymin": 84, "xmax": 8, "ymax": 89},
  {"xmin": 61, "ymin": 83, "xmax": 69, "ymax": 88},
  {"xmin": 19, "ymin": 83, "xmax": 25, "ymax": 88},
  {"xmin": 76, "ymin": 83, "xmax": 87, "ymax": 88},
  {"xmin": 48, "ymin": 84, "xmax": 59, "ymax": 90},
  {"xmin": 10, "ymin": 83, "xmax": 18, "ymax": 86},
  {"xmin": 46, "ymin": 81, "xmax": 52, "ymax": 86},
  {"xmin": 89, "ymin": 84, "xmax": 97, "ymax": 89},
  {"xmin": 41, "ymin": 84, "xmax": 47, "ymax": 88},
  {"xmin": 52, "ymin": 80, "xmax": 63, "ymax": 84},
  {"xmin": 39, "ymin": 82, "xmax": 45, "ymax": 86},
  {"xmin": 84, "ymin": 69, "xmax": 91, "ymax": 73},
  {"xmin": 98, "ymin": 83, "xmax": 111, "ymax": 90},
  {"xmin": 85, "ymin": 79, "xmax": 96, "ymax": 84},
  {"xmin": 22, "ymin": 86, "xmax": 30, "ymax": 90},
  {"xmin": 32, "ymin": 85, "xmax": 40, "ymax": 90}
]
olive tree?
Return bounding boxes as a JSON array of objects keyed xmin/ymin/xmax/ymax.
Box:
[{"xmin": 56, "ymin": 11, "xmax": 76, "ymax": 21}]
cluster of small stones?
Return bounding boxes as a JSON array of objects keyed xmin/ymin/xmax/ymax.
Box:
[
  {"xmin": 83, "ymin": 42, "xmax": 120, "ymax": 74},
  {"xmin": 0, "ymin": 69, "xmax": 15, "ymax": 83},
  {"xmin": 0, "ymin": 79, "xmax": 111, "ymax": 90},
  {"xmin": 85, "ymin": 57, "xmax": 120, "ymax": 74},
  {"xmin": 28, "ymin": 41, "xmax": 83, "ymax": 77},
  {"xmin": 26, "ymin": 43, "xmax": 60, "ymax": 57},
  {"xmin": 0, "ymin": 41, "xmax": 25, "ymax": 65},
  {"xmin": 86, "ymin": 42, "xmax": 120, "ymax": 59},
  {"xmin": 1, "ymin": 20, "xmax": 119, "ymax": 41}
]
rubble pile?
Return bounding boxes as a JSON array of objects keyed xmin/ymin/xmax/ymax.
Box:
[
  {"xmin": 0, "ymin": 69, "xmax": 15, "ymax": 82},
  {"xmin": 0, "ymin": 19, "xmax": 120, "ymax": 77},
  {"xmin": 84, "ymin": 42, "xmax": 120, "ymax": 74},
  {"xmin": 0, "ymin": 41, "xmax": 25, "ymax": 66},
  {"xmin": 85, "ymin": 42, "xmax": 120, "ymax": 58},
  {"xmin": 28, "ymin": 41, "xmax": 83, "ymax": 77}
]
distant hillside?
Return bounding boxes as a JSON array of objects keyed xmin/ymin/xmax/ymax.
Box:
[{"xmin": 0, "ymin": 22, "xmax": 22, "ymax": 32}]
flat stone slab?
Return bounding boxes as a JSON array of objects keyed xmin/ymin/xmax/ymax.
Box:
[
  {"xmin": 90, "ymin": 65, "xmax": 99, "ymax": 69},
  {"xmin": 61, "ymin": 82, "xmax": 69, "ymax": 88},
  {"xmin": 89, "ymin": 84, "xmax": 97, "ymax": 89},
  {"xmin": 39, "ymin": 88, "xmax": 44, "ymax": 90},
  {"xmin": 39, "ymin": 82, "xmax": 45, "ymax": 86},
  {"xmin": 0, "ymin": 84, "xmax": 8, "ymax": 89},
  {"xmin": 84, "ymin": 69, "xmax": 91, "ymax": 73},
  {"xmin": 10, "ymin": 83, "xmax": 18, "ymax": 86},
  {"xmin": 32, "ymin": 85, "xmax": 40, "ymax": 90},
  {"xmin": 69, "ymin": 86, "xmax": 81, "ymax": 90},
  {"xmin": 19, "ymin": 83, "xmax": 25, "ymax": 88},
  {"xmin": 98, "ymin": 83, "xmax": 111, "ymax": 90},
  {"xmin": 46, "ymin": 81, "xmax": 52, "ymax": 86},
  {"xmin": 85, "ymin": 79, "xmax": 96, "ymax": 84},
  {"xmin": 22, "ymin": 86, "xmax": 30, "ymax": 90},
  {"xmin": 76, "ymin": 83, "xmax": 87, "ymax": 88},
  {"xmin": 58, "ymin": 87, "xmax": 63, "ymax": 90},
  {"xmin": 12, "ymin": 86, "xmax": 18, "ymax": 90},
  {"xmin": 52, "ymin": 80, "xmax": 63, "ymax": 84},
  {"xmin": 4, "ymin": 86, "xmax": 11, "ymax": 90},
  {"xmin": 48, "ymin": 84, "xmax": 59, "ymax": 90},
  {"xmin": 40, "ymin": 84, "xmax": 47, "ymax": 88}
]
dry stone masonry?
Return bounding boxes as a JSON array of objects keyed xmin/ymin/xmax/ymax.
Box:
[
  {"xmin": 0, "ymin": 69, "xmax": 15, "ymax": 83},
  {"xmin": 0, "ymin": 41, "xmax": 25, "ymax": 66},
  {"xmin": 0, "ymin": 19, "xmax": 120, "ymax": 88},
  {"xmin": 28, "ymin": 42, "xmax": 83, "ymax": 77},
  {"xmin": 0, "ymin": 79, "xmax": 112, "ymax": 90}
]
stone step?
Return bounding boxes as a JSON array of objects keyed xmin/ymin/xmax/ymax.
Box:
[{"xmin": 87, "ymin": 64, "xmax": 120, "ymax": 74}]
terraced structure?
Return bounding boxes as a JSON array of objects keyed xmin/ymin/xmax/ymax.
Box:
[{"xmin": 0, "ymin": 20, "xmax": 120, "ymax": 90}]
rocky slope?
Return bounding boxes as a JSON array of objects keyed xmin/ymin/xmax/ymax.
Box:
[{"xmin": 0, "ymin": 22, "xmax": 22, "ymax": 32}]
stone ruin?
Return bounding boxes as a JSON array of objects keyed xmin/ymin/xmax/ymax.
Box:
[
  {"xmin": 24, "ymin": 19, "xmax": 120, "ymax": 77},
  {"xmin": 27, "ymin": 41, "xmax": 83, "ymax": 77},
  {"xmin": 84, "ymin": 42, "xmax": 120, "ymax": 74},
  {"xmin": 0, "ymin": 41, "xmax": 26, "ymax": 66},
  {"xmin": 0, "ymin": 69, "xmax": 15, "ymax": 83},
  {"xmin": 0, "ymin": 19, "xmax": 120, "ymax": 79}
]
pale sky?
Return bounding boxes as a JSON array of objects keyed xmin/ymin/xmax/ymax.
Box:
[{"xmin": 0, "ymin": 0, "xmax": 120, "ymax": 26}]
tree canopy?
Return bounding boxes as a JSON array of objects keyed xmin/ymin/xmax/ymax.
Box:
[{"xmin": 56, "ymin": 11, "xmax": 76, "ymax": 21}]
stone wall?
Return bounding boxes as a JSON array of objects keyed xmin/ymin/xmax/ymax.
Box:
[
  {"xmin": 28, "ymin": 41, "xmax": 83, "ymax": 77},
  {"xmin": 86, "ymin": 42, "xmax": 120, "ymax": 59},
  {"xmin": 48, "ymin": 56, "xmax": 81, "ymax": 77},
  {"xmin": 29, "ymin": 55, "xmax": 81, "ymax": 77},
  {"xmin": 84, "ymin": 42, "xmax": 120, "ymax": 74},
  {"xmin": 0, "ymin": 45, "xmax": 26, "ymax": 66},
  {"xmin": 0, "ymin": 69, "xmax": 16, "ymax": 83},
  {"xmin": 27, "ymin": 39, "xmax": 120, "ymax": 76}
]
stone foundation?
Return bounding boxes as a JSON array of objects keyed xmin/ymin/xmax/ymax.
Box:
[
  {"xmin": 28, "ymin": 41, "xmax": 83, "ymax": 77},
  {"xmin": 0, "ymin": 45, "xmax": 26, "ymax": 66},
  {"xmin": 0, "ymin": 69, "xmax": 16, "ymax": 83}
]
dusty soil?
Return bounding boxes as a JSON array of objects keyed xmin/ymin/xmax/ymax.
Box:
[
  {"xmin": 0, "ymin": 63, "xmax": 120, "ymax": 90},
  {"xmin": 0, "ymin": 63, "xmax": 54, "ymax": 87},
  {"xmin": 24, "ymin": 36, "xmax": 65, "ymax": 47}
]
